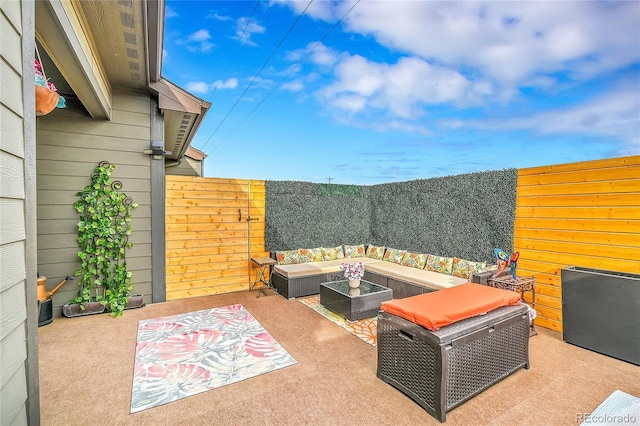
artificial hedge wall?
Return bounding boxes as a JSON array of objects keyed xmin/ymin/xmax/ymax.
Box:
[{"xmin": 265, "ymin": 168, "xmax": 518, "ymax": 264}]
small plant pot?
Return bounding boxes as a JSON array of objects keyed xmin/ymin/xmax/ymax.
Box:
[
  {"xmin": 125, "ymin": 294, "xmax": 145, "ymax": 310},
  {"xmin": 62, "ymin": 301, "xmax": 106, "ymax": 317}
]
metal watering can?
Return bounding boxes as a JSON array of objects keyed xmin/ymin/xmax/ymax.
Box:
[{"xmin": 37, "ymin": 274, "xmax": 73, "ymax": 327}]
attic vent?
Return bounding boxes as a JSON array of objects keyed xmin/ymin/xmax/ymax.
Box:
[
  {"xmin": 126, "ymin": 48, "xmax": 138, "ymax": 59},
  {"xmin": 118, "ymin": 0, "xmax": 133, "ymax": 7},
  {"xmin": 123, "ymin": 32, "xmax": 137, "ymax": 44},
  {"xmin": 120, "ymin": 12, "xmax": 134, "ymax": 28}
]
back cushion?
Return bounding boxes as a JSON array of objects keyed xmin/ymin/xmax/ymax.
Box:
[
  {"xmin": 366, "ymin": 244, "xmax": 386, "ymax": 260},
  {"xmin": 400, "ymin": 252, "xmax": 428, "ymax": 269},
  {"xmin": 383, "ymin": 247, "xmax": 407, "ymax": 264},
  {"xmin": 276, "ymin": 250, "xmax": 299, "ymax": 265},
  {"xmin": 321, "ymin": 246, "xmax": 345, "ymax": 261},
  {"xmin": 343, "ymin": 244, "xmax": 366, "ymax": 258},
  {"xmin": 452, "ymin": 258, "xmax": 487, "ymax": 279},
  {"xmin": 425, "ymin": 254, "xmax": 455, "ymax": 275},
  {"xmin": 297, "ymin": 248, "xmax": 323, "ymax": 263}
]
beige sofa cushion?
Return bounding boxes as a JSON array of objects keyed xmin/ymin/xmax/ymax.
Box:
[
  {"xmin": 274, "ymin": 257, "xmax": 380, "ymax": 279},
  {"xmin": 366, "ymin": 261, "xmax": 468, "ymax": 291}
]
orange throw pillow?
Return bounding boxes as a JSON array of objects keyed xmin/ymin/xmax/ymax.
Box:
[{"xmin": 380, "ymin": 283, "xmax": 522, "ymax": 331}]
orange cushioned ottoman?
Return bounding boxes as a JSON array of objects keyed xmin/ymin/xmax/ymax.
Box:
[{"xmin": 377, "ymin": 283, "xmax": 530, "ymax": 422}]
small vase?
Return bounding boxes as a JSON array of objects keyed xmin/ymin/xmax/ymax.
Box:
[
  {"xmin": 348, "ymin": 279, "xmax": 361, "ymax": 288},
  {"xmin": 349, "ymin": 287, "xmax": 361, "ymax": 296}
]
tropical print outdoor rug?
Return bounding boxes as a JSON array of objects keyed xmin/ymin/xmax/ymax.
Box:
[
  {"xmin": 131, "ymin": 304, "xmax": 296, "ymax": 413},
  {"xmin": 298, "ymin": 295, "xmax": 378, "ymax": 346}
]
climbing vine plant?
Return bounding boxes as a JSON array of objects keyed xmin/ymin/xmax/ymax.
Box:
[{"xmin": 72, "ymin": 161, "xmax": 138, "ymax": 317}]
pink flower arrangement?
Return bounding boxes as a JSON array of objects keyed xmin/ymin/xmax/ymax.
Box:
[
  {"xmin": 340, "ymin": 262, "xmax": 364, "ymax": 281},
  {"xmin": 34, "ymin": 59, "xmax": 58, "ymax": 91}
]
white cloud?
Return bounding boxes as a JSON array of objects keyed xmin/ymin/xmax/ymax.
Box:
[
  {"xmin": 233, "ymin": 17, "xmax": 266, "ymax": 47},
  {"xmin": 165, "ymin": 6, "xmax": 178, "ymax": 18},
  {"xmin": 281, "ymin": 79, "xmax": 304, "ymax": 92},
  {"xmin": 316, "ymin": 54, "xmax": 492, "ymax": 119},
  {"xmin": 185, "ymin": 81, "xmax": 211, "ymax": 94},
  {"xmin": 440, "ymin": 82, "xmax": 640, "ymax": 151},
  {"xmin": 176, "ymin": 29, "xmax": 215, "ymax": 53},
  {"xmin": 341, "ymin": 1, "xmax": 639, "ymax": 87},
  {"xmin": 214, "ymin": 78, "xmax": 239, "ymax": 90}
]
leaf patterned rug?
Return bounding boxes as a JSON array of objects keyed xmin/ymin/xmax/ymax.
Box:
[
  {"xmin": 130, "ymin": 304, "xmax": 296, "ymax": 413},
  {"xmin": 298, "ymin": 295, "xmax": 378, "ymax": 346}
]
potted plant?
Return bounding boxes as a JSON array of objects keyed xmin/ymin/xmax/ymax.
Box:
[{"xmin": 63, "ymin": 161, "xmax": 141, "ymax": 318}]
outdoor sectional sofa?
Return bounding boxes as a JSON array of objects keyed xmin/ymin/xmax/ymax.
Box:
[{"xmin": 270, "ymin": 244, "xmax": 496, "ymax": 299}]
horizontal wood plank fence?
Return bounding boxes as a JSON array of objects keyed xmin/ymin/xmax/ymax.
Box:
[
  {"xmin": 165, "ymin": 176, "xmax": 268, "ymax": 300},
  {"xmin": 513, "ymin": 155, "xmax": 640, "ymax": 332}
]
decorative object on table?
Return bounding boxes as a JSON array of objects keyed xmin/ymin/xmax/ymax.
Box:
[
  {"xmin": 298, "ymin": 295, "xmax": 377, "ymax": 346},
  {"xmin": 340, "ymin": 261, "xmax": 364, "ymax": 288},
  {"xmin": 34, "ymin": 45, "xmax": 65, "ymax": 116},
  {"xmin": 65, "ymin": 161, "xmax": 140, "ymax": 318},
  {"xmin": 492, "ymin": 248, "xmax": 519, "ymax": 279},
  {"xmin": 131, "ymin": 304, "xmax": 296, "ymax": 413}
]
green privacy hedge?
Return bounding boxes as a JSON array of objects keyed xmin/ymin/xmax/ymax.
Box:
[{"xmin": 265, "ymin": 169, "xmax": 518, "ymax": 263}]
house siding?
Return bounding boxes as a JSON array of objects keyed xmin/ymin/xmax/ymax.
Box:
[
  {"xmin": 1, "ymin": 0, "xmax": 37, "ymax": 424},
  {"xmin": 36, "ymin": 91, "xmax": 153, "ymax": 316}
]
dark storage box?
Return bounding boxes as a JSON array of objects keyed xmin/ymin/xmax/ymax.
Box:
[
  {"xmin": 377, "ymin": 304, "xmax": 530, "ymax": 422},
  {"xmin": 561, "ymin": 266, "xmax": 640, "ymax": 365}
]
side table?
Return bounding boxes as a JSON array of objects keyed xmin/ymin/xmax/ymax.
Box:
[
  {"xmin": 487, "ymin": 275, "xmax": 537, "ymax": 336},
  {"xmin": 250, "ymin": 256, "xmax": 277, "ymax": 298}
]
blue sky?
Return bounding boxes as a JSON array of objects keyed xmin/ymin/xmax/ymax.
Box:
[{"xmin": 163, "ymin": 0, "xmax": 640, "ymax": 184}]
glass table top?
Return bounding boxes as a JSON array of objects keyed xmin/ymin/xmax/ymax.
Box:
[{"xmin": 321, "ymin": 280, "xmax": 390, "ymax": 297}]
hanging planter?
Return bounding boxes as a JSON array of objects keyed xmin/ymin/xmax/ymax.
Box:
[
  {"xmin": 35, "ymin": 77, "xmax": 60, "ymax": 116},
  {"xmin": 34, "ymin": 46, "xmax": 65, "ymax": 116}
]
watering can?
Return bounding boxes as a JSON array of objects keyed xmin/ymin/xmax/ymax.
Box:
[{"xmin": 37, "ymin": 274, "xmax": 73, "ymax": 327}]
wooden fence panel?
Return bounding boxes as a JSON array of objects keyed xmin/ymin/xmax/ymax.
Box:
[
  {"xmin": 513, "ymin": 156, "xmax": 640, "ymax": 332},
  {"xmin": 165, "ymin": 176, "xmax": 268, "ymax": 300}
]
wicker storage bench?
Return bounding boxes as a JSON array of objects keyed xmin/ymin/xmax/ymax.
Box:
[{"xmin": 377, "ymin": 304, "xmax": 530, "ymax": 422}]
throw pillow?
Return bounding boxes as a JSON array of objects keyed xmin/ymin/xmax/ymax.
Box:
[
  {"xmin": 383, "ymin": 247, "xmax": 407, "ymax": 264},
  {"xmin": 400, "ymin": 252, "xmax": 428, "ymax": 269},
  {"xmin": 425, "ymin": 254, "xmax": 455, "ymax": 275},
  {"xmin": 321, "ymin": 246, "xmax": 345, "ymax": 261},
  {"xmin": 297, "ymin": 248, "xmax": 323, "ymax": 263},
  {"xmin": 343, "ymin": 244, "xmax": 365, "ymax": 258},
  {"xmin": 276, "ymin": 250, "xmax": 299, "ymax": 265},
  {"xmin": 366, "ymin": 244, "xmax": 386, "ymax": 260},
  {"xmin": 452, "ymin": 258, "xmax": 487, "ymax": 279}
]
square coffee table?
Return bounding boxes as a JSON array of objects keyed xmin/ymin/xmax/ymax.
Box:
[{"xmin": 320, "ymin": 280, "xmax": 393, "ymax": 321}]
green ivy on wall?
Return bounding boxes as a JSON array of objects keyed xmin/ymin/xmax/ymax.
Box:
[{"xmin": 72, "ymin": 161, "xmax": 138, "ymax": 317}]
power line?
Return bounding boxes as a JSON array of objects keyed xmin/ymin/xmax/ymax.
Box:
[
  {"xmin": 209, "ymin": 0, "xmax": 362, "ymax": 153},
  {"xmin": 206, "ymin": 0, "xmax": 261, "ymax": 104},
  {"xmin": 200, "ymin": 0, "xmax": 315, "ymax": 152}
]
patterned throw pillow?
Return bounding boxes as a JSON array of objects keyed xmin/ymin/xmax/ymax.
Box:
[
  {"xmin": 321, "ymin": 246, "xmax": 345, "ymax": 261},
  {"xmin": 276, "ymin": 250, "xmax": 299, "ymax": 265},
  {"xmin": 451, "ymin": 258, "xmax": 487, "ymax": 279},
  {"xmin": 297, "ymin": 248, "xmax": 323, "ymax": 263},
  {"xmin": 366, "ymin": 245, "xmax": 386, "ymax": 260},
  {"xmin": 400, "ymin": 252, "xmax": 429, "ymax": 269},
  {"xmin": 383, "ymin": 247, "xmax": 407, "ymax": 264},
  {"xmin": 343, "ymin": 244, "xmax": 366, "ymax": 258},
  {"xmin": 425, "ymin": 254, "xmax": 455, "ymax": 275}
]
